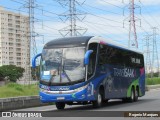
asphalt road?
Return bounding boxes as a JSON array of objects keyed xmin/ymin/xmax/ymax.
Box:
[{"xmin": 1, "ymin": 88, "xmax": 160, "ymax": 120}]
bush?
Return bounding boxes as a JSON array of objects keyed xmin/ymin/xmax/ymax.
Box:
[
  {"xmin": 0, "ymin": 83, "xmax": 39, "ymax": 98},
  {"xmin": 146, "ymin": 77, "xmax": 160, "ymax": 85},
  {"xmin": 0, "ymin": 65, "xmax": 25, "ymax": 82}
]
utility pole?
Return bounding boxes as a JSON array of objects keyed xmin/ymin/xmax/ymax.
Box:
[
  {"xmin": 57, "ymin": 0, "xmax": 87, "ymax": 37},
  {"xmin": 123, "ymin": 0, "xmax": 141, "ymax": 48},
  {"xmin": 151, "ymin": 27, "xmax": 160, "ymax": 78},
  {"xmin": 144, "ymin": 35, "xmax": 152, "ymax": 78},
  {"xmin": 29, "ymin": 0, "xmax": 37, "ymax": 57},
  {"xmin": 22, "ymin": 0, "xmax": 41, "ymax": 84}
]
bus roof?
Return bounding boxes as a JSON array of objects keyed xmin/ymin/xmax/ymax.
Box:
[
  {"xmin": 89, "ymin": 36, "xmax": 143, "ymax": 55},
  {"xmin": 43, "ymin": 36, "xmax": 93, "ymax": 49},
  {"xmin": 43, "ymin": 36, "xmax": 143, "ymax": 55}
]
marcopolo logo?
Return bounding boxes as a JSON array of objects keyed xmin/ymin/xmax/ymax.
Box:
[
  {"xmin": 51, "ymin": 87, "xmax": 70, "ymax": 91},
  {"xmin": 114, "ymin": 68, "xmax": 135, "ymax": 78}
]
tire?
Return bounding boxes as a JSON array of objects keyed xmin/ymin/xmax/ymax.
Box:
[
  {"xmin": 134, "ymin": 88, "xmax": 138, "ymax": 102},
  {"xmin": 55, "ymin": 102, "xmax": 65, "ymax": 110},
  {"xmin": 123, "ymin": 88, "xmax": 137, "ymax": 103},
  {"xmin": 129, "ymin": 87, "xmax": 135, "ymax": 102},
  {"xmin": 92, "ymin": 91, "xmax": 103, "ymax": 108}
]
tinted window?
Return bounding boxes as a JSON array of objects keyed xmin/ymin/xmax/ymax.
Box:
[
  {"xmin": 88, "ymin": 43, "xmax": 98, "ymax": 78},
  {"xmin": 99, "ymin": 45, "xmax": 123, "ymax": 65},
  {"xmin": 99, "ymin": 44, "xmax": 144, "ymax": 68}
]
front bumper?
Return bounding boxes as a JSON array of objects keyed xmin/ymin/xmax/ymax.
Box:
[{"xmin": 40, "ymin": 88, "xmax": 95, "ymax": 103}]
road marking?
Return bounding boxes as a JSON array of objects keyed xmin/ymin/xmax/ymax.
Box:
[{"xmin": 39, "ymin": 108, "xmax": 57, "ymax": 111}]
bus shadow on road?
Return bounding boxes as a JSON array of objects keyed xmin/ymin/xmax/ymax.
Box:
[{"xmin": 53, "ymin": 98, "xmax": 158, "ymax": 111}]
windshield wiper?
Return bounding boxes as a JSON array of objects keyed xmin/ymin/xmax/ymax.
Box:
[{"xmin": 62, "ymin": 62, "xmax": 71, "ymax": 82}]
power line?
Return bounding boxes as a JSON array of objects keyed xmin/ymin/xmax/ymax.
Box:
[
  {"xmin": 1, "ymin": 6, "xmax": 28, "ymax": 14},
  {"xmin": 9, "ymin": 0, "xmax": 153, "ymax": 42},
  {"xmin": 10, "ymin": 0, "xmax": 60, "ymax": 16},
  {"xmin": 140, "ymin": 2, "xmax": 160, "ymax": 27},
  {"xmin": 143, "ymin": 35, "xmax": 152, "ymax": 76},
  {"xmin": 80, "ymin": 3, "xmax": 152, "ymax": 36},
  {"xmin": 77, "ymin": 3, "xmax": 124, "ymax": 24},
  {"xmin": 83, "ymin": 21, "xmax": 128, "ymax": 42},
  {"xmin": 83, "ymin": 3, "xmax": 121, "ymax": 15},
  {"xmin": 57, "ymin": 0, "xmax": 87, "ymax": 37},
  {"xmin": 151, "ymin": 27, "xmax": 160, "ymax": 77},
  {"xmin": 100, "ymin": 0, "xmax": 123, "ymax": 9},
  {"xmin": 82, "ymin": 22, "xmax": 114, "ymax": 40},
  {"xmin": 79, "ymin": 9, "xmax": 123, "ymax": 24},
  {"xmin": 36, "ymin": 22, "xmax": 59, "ymax": 31},
  {"xmin": 140, "ymin": 14, "xmax": 153, "ymax": 28},
  {"xmin": 10, "ymin": 0, "xmax": 25, "ymax": 4},
  {"xmin": 38, "ymin": 1, "xmax": 66, "ymax": 8},
  {"xmin": 83, "ymin": 20, "xmax": 127, "ymax": 29},
  {"xmin": 36, "ymin": 7, "xmax": 59, "ymax": 16},
  {"xmin": 123, "ymin": 0, "xmax": 141, "ymax": 48},
  {"xmin": 79, "ymin": 2, "xmax": 150, "ymax": 38},
  {"xmin": 82, "ymin": 20, "xmax": 130, "ymax": 37}
]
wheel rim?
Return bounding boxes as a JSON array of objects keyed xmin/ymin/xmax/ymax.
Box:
[
  {"xmin": 135, "ymin": 89, "xmax": 138, "ymax": 101},
  {"xmin": 135, "ymin": 90, "xmax": 138, "ymax": 97},
  {"xmin": 97, "ymin": 93, "xmax": 102, "ymax": 105},
  {"xmin": 131, "ymin": 89, "xmax": 134, "ymax": 100}
]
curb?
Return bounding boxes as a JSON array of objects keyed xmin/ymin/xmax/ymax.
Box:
[{"xmin": 145, "ymin": 84, "xmax": 160, "ymax": 91}]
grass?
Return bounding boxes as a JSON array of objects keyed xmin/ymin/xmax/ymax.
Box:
[
  {"xmin": 0, "ymin": 82, "xmax": 39, "ymax": 98},
  {"xmin": 146, "ymin": 77, "xmax": 160, "ymax": 85},
  {"xmin": 0, "ymin": 77, "xmax": 159, "ymax": 98}
]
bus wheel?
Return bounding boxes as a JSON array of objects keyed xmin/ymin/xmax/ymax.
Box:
[
  {"xmin": 92, "ymin": 91, "xmax": 103, "ymax": 108},
  {"xmin": 55, "ymin": 102, "xmax": 65, "ymax": 110},
  {"xmin": 129, "ymin": 88, "xmax": 135, "ymax": 102},
  {"xmin": 134, "ymin": 88, "xmax": 138, "ymax": 102}
]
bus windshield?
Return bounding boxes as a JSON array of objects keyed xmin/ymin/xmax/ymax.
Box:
[{"xmin": 41, "ymin": 47, "xmax": 85, "ymax": 85}]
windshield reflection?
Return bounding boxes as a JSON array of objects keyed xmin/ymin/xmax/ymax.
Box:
[{"xmin": 41, "ymin": 47, "xmax": 85, "ymax": 85}]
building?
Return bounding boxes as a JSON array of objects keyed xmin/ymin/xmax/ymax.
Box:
[{"xmin": 0, "ymin": 6, "xmax": 31, "ymax": 82}]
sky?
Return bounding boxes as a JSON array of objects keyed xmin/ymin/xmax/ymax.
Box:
[{"xmin": 0, "ymin": 0, "xmax": 160, "ymax": 69}]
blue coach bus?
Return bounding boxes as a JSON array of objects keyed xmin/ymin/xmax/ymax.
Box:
[{"xmin": 32, "ymin": 36, "xmax": 145, "ymax": 110}]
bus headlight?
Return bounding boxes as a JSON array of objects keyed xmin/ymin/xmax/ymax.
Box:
[{"xmin": 74, "ymin": 84, "xmax": 88, "ymax": 92}]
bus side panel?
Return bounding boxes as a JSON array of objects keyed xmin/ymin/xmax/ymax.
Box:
[
  {"xmin": 97, "ymin": 44, "xmax": 145, "ymax": 99},
  {"xmin": 93, "ymin": 64, "xmax": 145, "ymax": 100},
  {"xmin": 93, "ymin": 64, "xmax": 129, "ymax": 99}
]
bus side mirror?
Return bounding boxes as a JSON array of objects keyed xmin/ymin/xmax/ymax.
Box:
[
  {"xmin": 32, "ymin": 53, "xmax": 42, "ymax": 68},
  {"xmin": 84, "ymin": 50, "xmax": 93, "ymax": 65}
]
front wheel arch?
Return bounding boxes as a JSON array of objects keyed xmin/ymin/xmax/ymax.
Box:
[{"xmin": 92, "ymin": 85, "xmax": 105, "ymax": 108}]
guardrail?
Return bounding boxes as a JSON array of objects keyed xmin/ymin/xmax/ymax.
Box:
[{"xmin": 0, "ymin": 96, "xmax": 48, "ymax": 111}]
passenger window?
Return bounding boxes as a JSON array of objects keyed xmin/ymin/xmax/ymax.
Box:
[{"xmin": 87, "ymin": 43, "xmax": 98, "ymax": 78}]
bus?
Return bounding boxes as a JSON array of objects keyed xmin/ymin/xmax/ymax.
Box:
[{"xmin": 32, "ymin": 36, "xmax": 145, "ymax": 110}]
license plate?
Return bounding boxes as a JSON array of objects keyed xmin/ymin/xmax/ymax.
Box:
[{"xmin": 57, "ymin": 97, "xmax": 65, "ymax": 100}]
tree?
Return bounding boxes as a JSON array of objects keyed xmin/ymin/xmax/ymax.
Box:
[
  {"xmin": 0, "ymin": 65, "xmax": 25, "ymax": 82},
  {"xmin": 31, "ymin": 65, "xmax": 40, "ymax": 80},
  {"xmin": 0, "ymin": 69, "xmax": 4, "ymax": 81}
]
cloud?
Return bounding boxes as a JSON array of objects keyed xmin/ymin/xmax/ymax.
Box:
[
  {"xmin": 33, "ymin": 0, "xmax": 160, "ymax": 54},
  {"xmin": 95, "ymin": 0, "xmax": 124, "ymax": 7},
  {"xmin": 95, "ymin": 0, "xmax": 160, "ymax": 6},
  {"xmin": 34, "ymin": 11, "xmax": 160, "ymax": 52},
  {"xmin": 139, "ymin": 0, "xmax": 160, "ymax": 6}
]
